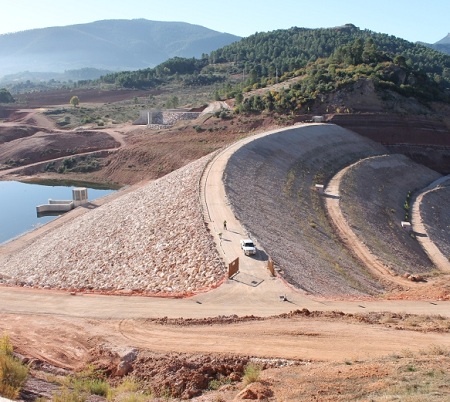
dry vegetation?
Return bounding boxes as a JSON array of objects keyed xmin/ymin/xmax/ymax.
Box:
[{"xmin": 262, "ymin": 347, "xmax": 450, "ymax": 401}]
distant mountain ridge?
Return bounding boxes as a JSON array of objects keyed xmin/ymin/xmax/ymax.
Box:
[
  {"xmin": 423, "ymin": 33, "xmax": 450, "ymax": 55},
  {"xmin": 435, "ymin": 33, "xmax": 450, "ymax": 44},
  {"xmin": 0, "ymin": 19, "xmax": 241, "ymax": 78}
]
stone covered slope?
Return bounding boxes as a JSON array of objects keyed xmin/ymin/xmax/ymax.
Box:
[
  {"xmin": 0, "ymin": 155, "xmax": 224, "ymax": 293},
  {"xmin": 339, "ymin": 154, "xmax": 441, "ymax": 276},
  {"xmin": 224, "ymin": 124, "xmax": 389, "ymax": 296},
  {"xmin": 420, "ymin": 178, "xmax": 450, "ymax": 260}
]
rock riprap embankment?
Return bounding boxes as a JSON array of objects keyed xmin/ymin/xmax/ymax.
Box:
[{"xmin": 0, "ymin": 155, "xmax": 224, "ymax": 294}]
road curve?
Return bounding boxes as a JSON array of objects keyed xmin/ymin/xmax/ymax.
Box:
[
  {"xmin": 412, "ymin": 176, "xmax": 450, "ymax": 272},
  {"xmin": 325, "ymin": 156, "xmax": 419, "ymax": 287},
  {"xmin": 1, "ymin": 124, "xmax": 449, "ymax": 318}
]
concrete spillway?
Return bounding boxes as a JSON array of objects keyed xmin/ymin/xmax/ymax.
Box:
[{"xmin": 36, "ymin": 187, "xmax": 88, "ymax": 216}]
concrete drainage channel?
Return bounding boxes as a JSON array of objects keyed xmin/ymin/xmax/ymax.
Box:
[{"xmin": 231, "ymin": 272, "xmax": 264, "ymax": 287}]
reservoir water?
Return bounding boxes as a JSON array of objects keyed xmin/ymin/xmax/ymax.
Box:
[{"xmin": 0, "ymin": 181, "xmax": 116, "ymax": 244}]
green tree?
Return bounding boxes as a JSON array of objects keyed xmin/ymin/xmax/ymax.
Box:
[
  {"xmin": 235, "ymin": 91, "xmax": 244, "ymax": 105},
  {"xmin": 394, "ymin": 55, "xmax": 407, "ymax": 67},
  {"xmin": 0, "ymin": 88, "xmax": 15, "ymax": 103},
  {"xmin": 166, "ymin": 95, "xmax": 179, "ymax": 109},
  {"xmin": 69, "ymin": 96, "xmax": 80, "ymax": 107}
]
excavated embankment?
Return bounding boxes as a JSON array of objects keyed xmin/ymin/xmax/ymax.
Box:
[{"xmin": 330, "ymin": 113, "xmax": 450, "ymax": 174}]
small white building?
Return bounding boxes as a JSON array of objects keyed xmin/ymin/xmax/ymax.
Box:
[{"xmin": 72, "ymin": 187, "xmax": 88, "ymax": 207}]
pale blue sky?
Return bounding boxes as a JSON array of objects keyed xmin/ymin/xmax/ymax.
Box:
[{"xmin": 0, "ymin": 0, "xmax": 448, "ymax": 44}]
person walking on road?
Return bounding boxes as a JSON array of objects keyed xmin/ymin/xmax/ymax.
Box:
[{"xmin": 223, "ymin": 220, "xmax": 227, "ymax": 230}]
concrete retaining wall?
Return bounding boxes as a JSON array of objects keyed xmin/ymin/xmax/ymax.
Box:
[
  {"xmin": 36, "ymin": 188, "xmax": 87, "ymax": 214},
  {"xmin": 133, "ymin": 110, "xmax": 201, "ymax": 127},
  {"xmin": 36, "ymin": 200, "xmax": 74, "ymax": 213}
]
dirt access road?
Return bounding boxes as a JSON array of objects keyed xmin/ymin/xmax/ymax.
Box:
[
  {"xmin": 1, "ymin": 123, "xmax": 450, "ymax": 369},
  {"xmin": 0, "ymin": 108, "xmax": 130, "ymax": 178}
]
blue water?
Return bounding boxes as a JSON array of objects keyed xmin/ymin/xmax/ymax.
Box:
[{"xmin": 0, "ymin": 181, "xmax": 116, "ymax": 244}]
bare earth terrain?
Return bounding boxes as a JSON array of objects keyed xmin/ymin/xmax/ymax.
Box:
[{"xmin": 1, "ymin": 96, "xmax": 450, "ymax": 400}]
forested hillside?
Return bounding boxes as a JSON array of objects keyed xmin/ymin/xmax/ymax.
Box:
[
  {"xmin": 210, "ymin": 24, "xmax": 450, "ymax": 76},
  {"xmin": 96, "ymin": 24, "xmax": 450, "ymax": 114}
]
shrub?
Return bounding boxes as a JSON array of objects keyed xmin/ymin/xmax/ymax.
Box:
[
  {"xmin": 208, "ymin": 376, "xmax": 231, "ymax": 391},
  {"xmin": 0, "ymin": 334, "xmax": 28, "ymax": 399},
  {"xmin": 81, "ymin": 116, "xmax": 94, "ymax": 124},
  {"xmin": 208, "ymin": 379, "xmax": 222, "ymax": 390},
  {"xmin": 110, "ymin": 376, "xmax": 153, "ymax": 401},
  {"xmin": 70, "ymin": 156, "xmax": 100, "ymax": 173},
  {"xmin": 62, "ymin": 157, "xmax": 76, "ymax": 169},
  {"xmin": 114, "ymin": 376, "xmax": 142, "ymax": 393},
  {"xmin": 52, "ymin": 387, "xmax": 86, "ymax": 402},
  {"xmin": 118, "ymin": 395, "xmax": 150, "ymax": 402},
  {"xmin": 84, "ymin": 378, "xmax": 109, "ymax": 396},
  {"xmin": 52, "ymin": 365, "xmax": 110, "ymax": 401},
  {"xmin": 219, "ymin": 110, "xmax": 230, "ymax": 119},
  {"xmin": 243, "ymin": 363, "xmax": 261, "ymax": 385},
  {"xmin": 44, "ymin": 161, "xmax": 56, "ymax": 172}
]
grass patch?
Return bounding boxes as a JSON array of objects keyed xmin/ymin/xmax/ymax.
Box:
[
  {"xmin": 110, "ymin": 376, "xmax": 154, "ymax": 401},
  {"xmin": 0, "ymin": 334, "xmax": 29, "ymax": 400},
  {"xmin": 243, "ymin": 363, "xmax": 261, "ymax": 385},
  {"xmin": 208, "ymin": 375, "xmax": 232, "ymax": 391},
  {"xmin": 284, "ymin": 169, "xmax": 296, "ymax": 196},
  {"xmin": 421, "ymin": 344, "xmax": 449, "ymax": 356},
  {"xmin": 50, "ymin": 364, "xmax": 110, "ymax": 401}
]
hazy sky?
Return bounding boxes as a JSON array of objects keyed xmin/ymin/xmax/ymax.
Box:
[{"xmin": 0, "ymin": 0, "xmax": 448, "ymax": 44}]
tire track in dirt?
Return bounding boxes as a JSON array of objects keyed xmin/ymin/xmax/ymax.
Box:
[
  {"xmin": 88, "ymin": 316, "xmax": 450, "ymax": 362},
  {"xmin": 0, "ymin": 108, "xmax": 132, "ymax": 178}
]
